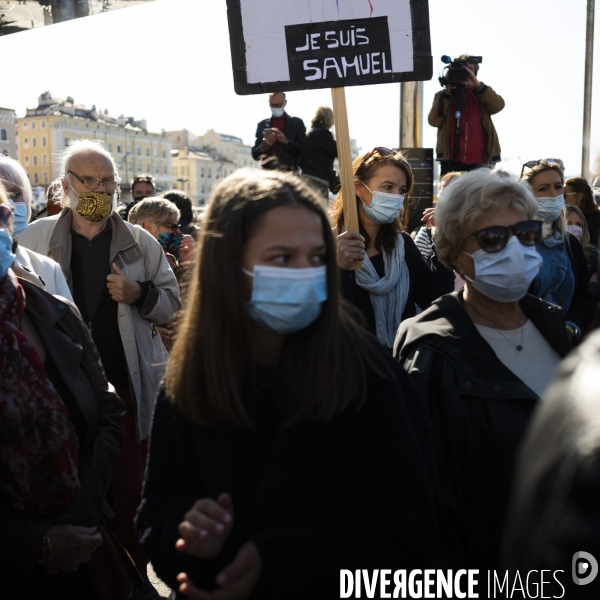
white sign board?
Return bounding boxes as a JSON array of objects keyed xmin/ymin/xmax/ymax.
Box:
[{"xmin": 227, "ymin": 0, "xmax": 432, "ymax": 94}]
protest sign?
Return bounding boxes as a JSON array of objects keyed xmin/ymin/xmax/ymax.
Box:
[
  {"xmin": 226, "ymin": 0, "xmax": 431, "ymax": 267},
  {"xmin": 227, "ymin": 0, "xmax": 431, "ymax": 94}
]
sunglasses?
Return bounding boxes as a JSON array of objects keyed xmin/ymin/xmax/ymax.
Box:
[
  {"xmin": 520, "ymin": 158, "xmax": 564, "ymax": 178},
  {"xmin": 357, "ymin": 147, "xmax": 407, "ymax": 176},
  {"xmin": 159, "ymin": 222, "xmax": 180, "ymax": 232},
  {"xmin": 0, "ymin": 205, "xmax": 13, "ymax": 228},
  {"xmin": 468, "ymin": 220, "xmax": 542, "ymax": 253}
]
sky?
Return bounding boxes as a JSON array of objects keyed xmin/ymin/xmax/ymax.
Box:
[{"xmin": 0, "ymin": 0, "xmax": 598, "ymax": 178}]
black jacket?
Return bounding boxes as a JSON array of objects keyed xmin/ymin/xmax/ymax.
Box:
[
  {"xmin": 251, "ymin": 114, "xmax": 306, "ymax": 169},
  {"xmin": 503, "ymin": 329, "xmax": 600, "ymax": 599},
  {"xmin": 341, "ymin": 233, "xmax": 455, "ymax": 344},
  {"xmin": 135, "ymin": 345, "xmax": 438, "ymax": 599},
  {"xmin": 299, "ymin": 125, "xmax": 337, "ymax": 181},
  {"xmin": 1, "ymin": 278, "xmax": 124, "ymax": 589},
  {"xmin": 561, "ymin": 232, "xmax": 593, "ymax": 334},
  {"xmin": 585, "ymin": 209, "xmax": 600, "ymax": 247},
  {"xmin": 393, "ymin": 291, "xmax": 570, "ymax": 571}
]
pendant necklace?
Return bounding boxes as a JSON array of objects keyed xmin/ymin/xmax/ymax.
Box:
[{"xmin": 469, "ymin": 303, "xmax": 524, "ymax": 351}]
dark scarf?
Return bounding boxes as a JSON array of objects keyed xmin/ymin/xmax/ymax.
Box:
[{"xmin": 0, "ymin": 270, "xmax": 81, "ymax": 513}]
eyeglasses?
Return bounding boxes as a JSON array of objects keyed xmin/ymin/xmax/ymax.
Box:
[
  {"xmin": 520, "ymin": 158, "xmax": 565, "ymax": 178},
  {"xmin": 0, "ymin": 205, "xmax": 13, "ymax": 228},
  {"xmin": 68, "ymin": 170, "xmax": 119, "ymax": 193},
  {"xmin": 158, "ymin": 222, "xmax": 180, "ymax": 232},
  {"xmin": 468, "ymin": 220, "xmax": 542, "ymax": 253}
]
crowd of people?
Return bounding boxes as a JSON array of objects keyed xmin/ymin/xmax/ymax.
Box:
[{"xmin": 1, "ymin": 84, "xmax": 600, "ymax": 600}]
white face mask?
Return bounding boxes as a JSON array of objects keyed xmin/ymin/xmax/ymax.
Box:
[
  {"xmin": 360, "ymin": 182, "xmax": 404, "ymax": 225},
  {"xmin": 566, "ymin": 223, "xmax": 583, "ymax": 241},
  {"xmin": 463, "ymin": 235, "xmax": 543, "ymax": 302},
  {"xmin": 536, "ymin": 194, "xmax": 565, "ymax": 222},
  {"xmin": 270, "ymin": 107, "xmax": 285, "ymax": 118}
]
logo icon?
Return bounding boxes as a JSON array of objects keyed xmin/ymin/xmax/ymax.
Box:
[{"xmin": 573, "ymin": 551, "xmax": 598, "ymax": 586}]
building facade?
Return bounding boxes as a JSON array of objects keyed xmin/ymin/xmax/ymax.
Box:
[
  {"xmin": 194, "ymin": 129, "xmax": 257, "ymax": 170},
  {"xmin": 0, "ymin": 107, "xmax": 17, "ymax": 159},
  {"xmin": 171, "ymin": 147, "xmax": 238, "ymax": 206},
  {"xmin": 17, "ymin": 92, "xmax": 172, "ymax": 197},
  {"xmin": 167, "ymin": 128, "xmax": 258, "ymax": 206}
]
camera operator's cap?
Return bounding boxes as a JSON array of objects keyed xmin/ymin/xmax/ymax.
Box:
[{"xmin": 520, "ymin": 158, "xmax": 565, "ymax": 178}]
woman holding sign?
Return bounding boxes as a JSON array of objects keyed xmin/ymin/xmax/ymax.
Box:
[
  {"xmin": 135, "ymin": 169, "xmax": 437, "ymax": 599},
  {"xmin": 334, "ymin": 148, "xmax": 455, "ymax": 348}
]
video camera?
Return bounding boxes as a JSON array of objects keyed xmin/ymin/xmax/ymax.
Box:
[{"xmin": 438, "ymin": 55, "xmax": 482, "ymax": 87}]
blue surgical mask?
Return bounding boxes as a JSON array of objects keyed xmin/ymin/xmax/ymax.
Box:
[
  {"xmin": 243, "ymin": 265, "xmax": 327, "ymax": 334},
  {"xmin": 360, "ymin": 182, "xmax": 404, "ymax": 225},
  {"xmin": 0, "ymin": 227, "xmax": 15, "ymax": 280},
  {"xmin": 463, "ymin": 235, "xmax": 543, "ymax": 302},
  {"xmin": 9, "ymin": 200, "xmax": 28, "ymax": 237},
  {"xmin": 536, "ymin": 194, "xmax": 564, "ymax": 222},
  {"xmin": 270, "ymin": 107, "xmax": 285, "ymax": 118}
]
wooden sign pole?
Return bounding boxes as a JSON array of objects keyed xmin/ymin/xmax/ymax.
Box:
[{"xmin": 331, "ymin": 87, "xmax": 362, "ymax": 270}]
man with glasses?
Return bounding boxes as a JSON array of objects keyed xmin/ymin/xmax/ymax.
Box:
[
  {"xmin": 252, "ymin": 91, "xmax": 306, "ymax": 172},
  {"xmin": 428, "ymin": 55, "xmax": 505, "ymax": 176},
  {"xmin": 17, "ymin": 139, "xmax": 181, "ymax": 600}
]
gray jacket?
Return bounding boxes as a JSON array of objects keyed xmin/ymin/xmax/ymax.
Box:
[{"xmin": 18, "ymin": 209, "xmax": 182, "ymax": 440}]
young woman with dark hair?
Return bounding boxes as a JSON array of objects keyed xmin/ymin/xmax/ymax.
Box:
[
  {"xmin": 135, "ymin": 169, "xmax": 437, "ymax": 599},
  {"xmin": 333, "ymin": 148, "xmax": 455, "ymax": 348}
]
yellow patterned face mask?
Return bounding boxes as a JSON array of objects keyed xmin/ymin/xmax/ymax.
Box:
[{"xmin": 75, "ymin": 192, "xmax": 113, "ymax": 222}]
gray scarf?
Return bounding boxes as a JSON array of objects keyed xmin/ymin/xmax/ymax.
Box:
[{"xmin": 355, "ymin": 234, "xmax": 410, "ymax": 347}]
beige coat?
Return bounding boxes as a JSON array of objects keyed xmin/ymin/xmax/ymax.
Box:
[
  {"xmin": 18, "ymin": 209, "xmax": 182, "ymax": 441},
  {"xmin": 13, "ymin": 244, "xmax": 73, "ymax": 301}
]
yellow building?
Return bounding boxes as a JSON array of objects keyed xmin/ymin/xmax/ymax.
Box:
[
  {"xmin": 171, "ymin": 147, "xmax": 236, "ymax": 206},
  {"xmin": 167, "ymin": 128, "xmax": 258, "ymax": 206},
  {"xmin": 17, "ymin": 92, "xmax": 172, "ymax": 198}
]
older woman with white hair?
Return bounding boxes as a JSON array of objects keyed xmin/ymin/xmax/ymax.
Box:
[
  {"xmin": 299, "ymin": 105, "xmax": 337, "ymax": 199},
  {"xmin": 128, "ymin": 197, "xmax": 195, "ymax": 348},
  {"xmin": 394, "ymin": 169, "xmax": 571, "ymax": 573},
  {"xmin": 128, "ymin": 197, "xmax": 195, "ymax": 272},
  {"xmin": 0, "ymin": 156, "xmax": 72, "ymax": 300}
]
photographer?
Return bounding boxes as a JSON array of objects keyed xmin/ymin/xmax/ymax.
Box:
[{"xmin": 428, "ymin": 55, "xmax": 504, "ymax": 176}]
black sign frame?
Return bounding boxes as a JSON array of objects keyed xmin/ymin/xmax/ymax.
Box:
[{"xmin": 226, "ymin": 0, "xmax": 432, "ymax": 95}]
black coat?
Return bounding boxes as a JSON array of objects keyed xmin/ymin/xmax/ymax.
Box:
[
  {"xmin": 393, "ymin": 291, "xmax": 571, "ymax": 571},
  {"xmin": 1, "ymin": 278, "xmax": 125, "ymax": 596},
  {"xmin": 251, "ymin": 114, "xmax": 306, "ymax": 169},
  {"xmin": 585, "ymin": 208, "xmax": 600, "ymax": 247},
  {"xmin": 135, "ymin": 346, "xmax": 438, "ymax": 599},
  {"xmin": 341, "ymin": 233, "xmax": 455, "ymax": 343},
  {"xmin": 299, "ymin": 125, "xmax": 337, "ymax": 181},
  {"xmin": 503, "ymin": 329, "xmax": 600, "ymax": 599}
]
